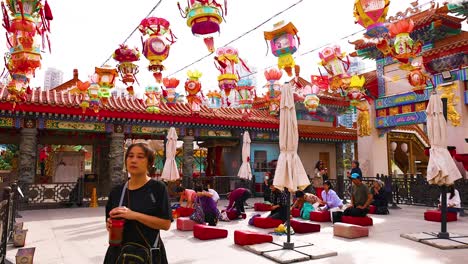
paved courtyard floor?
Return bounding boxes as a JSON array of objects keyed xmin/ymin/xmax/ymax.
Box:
[{"xmin": 6, "ymin": 198, "xmax": 468, "ymax": 264}]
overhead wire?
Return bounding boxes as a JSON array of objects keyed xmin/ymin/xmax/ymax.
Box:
[{"xmin": 100, "ymin": 0, "xmax": 165, "ymax": 66}]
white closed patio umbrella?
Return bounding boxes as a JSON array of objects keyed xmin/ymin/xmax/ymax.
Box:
[
  {"xmin": 237, "ymin": 131, "xmax": 252, "ymax": 180},
  {"xmin": 161, "ymin": 127, "xmax": 180, "ymax": 182},
  {"xmin": 273, "ymin": 82, "xmax": 310, "ymax": 249},
  {"xmin": 426, "ymin": 93, "xmax": 461, "ymax": 185}
]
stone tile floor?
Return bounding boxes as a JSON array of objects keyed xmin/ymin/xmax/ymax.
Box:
[{"xmin": 6, "ymin": 198, "xmax": 468, "ymax": 264}]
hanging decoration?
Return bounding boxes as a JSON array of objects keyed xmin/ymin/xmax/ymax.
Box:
[
  {"xmin": 70, "ymin": 80, "xmax": 91, "ymax": 113},
  {"xmin": 2, "ymin": 0, "xmax": 53, "ymax": 108},
  {"xmin": 376, "ymin": 19, "xmax": 422, "ymax": 70},
  {"xmin": 353, "ymin": 0, "xmax": 390, "ymax": 37},
  {"xmin": 303, "ymin": 84, "xmax": 320, "ymax": 114},
  {"xmin": 437, "ymin": 83, "xmax": 461, "ymax": 127},
  {"xmin": 206, "ymin": 90, "xmax": 222, "ymax": 109},
  {"xmin": 263, "ymin": 21, "xmax": 300, "ymax": 77},
  {"xmin": 214, "ymin": 46, "xmax": 251, "ymax": 105},
  {"xmin": 177, "ymin": 0, "xmax": 227, "ymax": 52},
  {"xmin": 88, "ymin": 83, "xmax": 101, "ymax": 113},
  {"xmin": 235, "ymin": 79, "xmax": 254, "ymax": 116},
  {"xmin": 145, "ymin": 86, "xmax": 161, "ymax": 113},
  {"xmin": 347, "ymin": 75, "xmax": 367, "ymax": 106},
  {"xmin": 162, "ymin": 77, "xmax": 180, "ymax": 106},
  {"xmin": 94, "ymin": 66, "xmax": 118, "ymax": 105},
  {"xmin": 407, "ymin": 66, "xmax": 431, "ymax": 94},
  {"xmin": 185, "ymin": 70, "xmax": 203, "ymax": 114},
  {"xmin": 318, "ymin": 45, "xmax": 351, "ymax": 94},
  {"xmin": 113, "ymin": 44, "xmax": 140, "ymax": 95},
  {"xmin": 139, "ymin": 17, "xmax": 176, "ymax": 83},
  {"xmin": 264, "ymin": 68, "xmax": 282, "ymax": 116},
  {"xmin": 356, "ymin": 100, "xmax": 371, "ymax": 136}
]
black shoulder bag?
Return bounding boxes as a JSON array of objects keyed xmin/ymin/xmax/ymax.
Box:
[{"xmin": 115, "ymin": 181, "xmax": 161, "ymax": 264}]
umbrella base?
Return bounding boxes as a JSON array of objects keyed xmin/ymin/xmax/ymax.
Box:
[
  {"xmin": 401, "ymin": 232, "xmax": 468, "ymax": 249},
  {"xmin": 283, "ymin": 242, "xmax": 294, "ymax": 249}
]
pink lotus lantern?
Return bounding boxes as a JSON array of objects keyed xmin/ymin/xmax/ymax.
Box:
[
  {"xmin": 303, "ymin": 85, "xmax": 320, "ymax": 114},
  {"xmin": 162, "ymin": 77, "xmax": 180, "ymax": 106},
  {"xmin": 264, "ymin": 68, "xmax": 283, "ymax": 116},
  {"xmin": 113, "ymin": 44, "xmax": 140, "ymax": 95}
]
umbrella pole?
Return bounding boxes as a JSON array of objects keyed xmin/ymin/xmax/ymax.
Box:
[
  {"xmin": 283, "ymin": 188, "xmax": 294, "ymax": 249},
  {"xmin": 438, "ymin": 185, "xmax": 449, "ymax": 239}
]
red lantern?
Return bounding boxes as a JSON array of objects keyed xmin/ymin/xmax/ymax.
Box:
[
  {"xmin": 162, "ymin": 77, "xmax": 180, "ymax": 106},
  {"xmin": 407, "ymin": 67, "xmax": 430, "ymax": 94},
  {"xmin": 113, "ymin": 44, "xmax": 140, "ymax": 95}
]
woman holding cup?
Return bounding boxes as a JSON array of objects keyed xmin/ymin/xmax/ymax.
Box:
[{"xmin": 104, "ymin": 142, "xmax": 172, "ymax": 264}]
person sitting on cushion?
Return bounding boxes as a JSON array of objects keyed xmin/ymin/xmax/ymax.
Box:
[{"xmin": 343, "ymin": 173, "xmax": 372, "ymax": 217}]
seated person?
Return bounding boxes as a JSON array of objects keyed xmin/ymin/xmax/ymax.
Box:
[
  {"xmin": 371, "ymin": 180, "xmax": 388, "ymax": 207},
  {"xmin": 226, "ymin": 187, "xmax": 252, "ymax": 218},
  {"xmin": 291, "ymin": 190, "xmax": 321, "ymax": 210},
  {"xmin": 268, "ymin": 181, "xmax": 290, "ymax": 223},
  {"xmin": 176, "ymin": 186, "xmax": 197, "ymax": 208},
  {"xmin": 319, "ymin": 180, "xmax": 343, "ymax": 211},
  {"xmin": 207, "ymin": 187, "xmax": 220, "ymax": 204},
  {"xmin": 343, "ymin": 173, "xmax": 372, "ymax": 217},
  {"xmin": 438, "ymin": 185, "xmax": 461, "ymax": 213},
  {"xmin": 193, "ymin": 185, "xmax": 220, "ymax": 226}
]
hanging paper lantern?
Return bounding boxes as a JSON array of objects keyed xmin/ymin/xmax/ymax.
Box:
[
  {"xmin": 206, "ymin": 90, "xmax": 222, "ymax": 109},
  {"xmin": 264, "ymin": 68, "xmax": 282, "ymax": 116},
  {"xmin": 88, "ymin": 83, "xmax": 101, "ymax": 113},
  {"xmin": 318, "ymin": 45, "xmax": 351, "ymax": 93},
  {"xmin": 303, "ymin": 84, "xmax": 320, "ymax": 114},
  {"xmin": 139, "ymin": 17, "xmax": 176, "ymax": 83},
  {"xmin": 145, "ymin": 86, "xmax": 161, "ymax": 113},
  {"xmin": 353, "ymin": 0, "xmax": 390, "ymax": 37},
  {"xmin": 214, "ymin": 46, "xmax": 251, "ymax": 104},
  {"xmin": 376, "ymin": 19, "xmax": 422, "ymax": 70},
  {"xmin": 2, "ymin": 0, "xmax": 53, "ymax": 108},
  {"xmin": 162, "ymin": 77, "xmax": 180, "ymax": 106},
  {"xmin": 347, "ymin": 75, "xmax": 366, "ymax": 106},
  {"xmin": 94, "ymin": 66, "xmax": 118, "ymax": 105},
  {"xmin": 235, "ymin": 79, "xmax": 254, "ymax": 115},
  {"xmin": 70, "ymin": 80, "xmax": 91, "ymax": 113},
  {"xmin": 184, "ymin": 70, "xmax": 203, "ymax": 114},
  {"xmin": 264, "ymin": 21, "xmax": 300, "ymax": 77},
  {"xmin": 407, "ymin": 67, "xmax": 430, "ymax": 94},
  {"xmin": 113, "ymin": 44, "xmax": 140, "ymax": 95},
  {"xmin": 178, "ymin": 0, "xmax": 226, "ymax": 52}
]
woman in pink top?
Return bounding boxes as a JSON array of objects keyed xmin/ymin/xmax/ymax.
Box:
[{"xmin": 176, "ymin": 186, "xmax": 197, "ymax": 208}]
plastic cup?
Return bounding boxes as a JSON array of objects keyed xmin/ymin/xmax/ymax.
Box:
[{"xmin": 109, "ymin": 218, "xmax": 125, "ymax": 246}]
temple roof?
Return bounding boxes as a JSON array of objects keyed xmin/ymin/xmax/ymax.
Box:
[{"xmin": 421, "ymin": 31, "xmax": 468, "ymax": 57}]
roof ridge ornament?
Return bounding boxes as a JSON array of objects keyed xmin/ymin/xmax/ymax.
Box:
[{"xmin": 387, "ymin": 0, "xmax": 434, "ymax": 23}]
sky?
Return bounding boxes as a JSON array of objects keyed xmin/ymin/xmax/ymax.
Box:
[{"xmin": 1, "ymin": 0, "xmax": 463, "ymax": 98}]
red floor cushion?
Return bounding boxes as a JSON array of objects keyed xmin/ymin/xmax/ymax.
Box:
[
  {"xmin": 193, "ymin": 224, "xmax": 228, "ymax": 240},
  {"xmin": 290, "ymin": 219, "xmax": 320, "ymax": 234},
  {"xmin": 368, "ymin": 205, "xmax": 377, "ymax": 214},
  {"xmin": 176, "ymin": 217, "xmax": 196, "ymax": 231},
  {"xmin": 424, "ymin": 210, "xmax": 458, "ymax": 222},
  {"xmin": 334, "ymin": 222, "xmax": 369, "ymax": 239},
  {"xmin": 341, "ymin": 216, "xmax": 373, "ymax": 226},
  {"xmin": 291, "ymin": 208, "xmax": 301, "ymax": 218},
  {"xmin": 253, "ymin": 217, "xmax": 283, "ymax": 229},
  {"xmin": 310, "ymin": 211, "xmax": 331, "ymax": 222},
  {"xmin": 254, "ymin": 203, "xmax": 273, "ymax": 211},
  {"xmin": 234, "ymin": 230, "xmax": 273, "ymax": 246},
  {"xmin": 176, "ymin": 207, "xmax": 194, "ymax": 217}
]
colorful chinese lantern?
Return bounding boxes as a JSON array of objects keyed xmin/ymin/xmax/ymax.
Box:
[
  {"xmin": 214, "ymin": 46, "xmax": 251, "ymax": 104},
  {"xmin": 139, "ymin": 17, "xmax": 176, "ymax": 83},
  {"xmin": 347, "ymin": 75, "xmax": 366, "ymax": 106},
  {"xmin": 303, "ymin": 84, "xmax": 320, "ymax": 114},
  {"xmin": 318, "ymin": 45, "xmax": 351, "ymax": 93},
  {"xmin": 206, "ymin": 90, "xmax": 222, "ymax": 109},
  {"xmin": 71, "ymin": 80, "xmax": 91, "ymax": 113},
  {"xmin": 88, "ymin": 83, "xmax": 101, "ymax": 113},
  {"xmin": 162, "ymin": 77, "xmax": 180, "ymax": 106},
  {"xmin": 94, "ymin": 66, "xmax": 118, "ymax": 105},
  {"xmin": 236, "ymin": 79, "xmax": 254, "ymax": 116},
  {"xmin": 376, "ymin": 19, "xmax": 422, "ymax": 70},
  {"xmin": 113, "ymin": 44, "xmax": 140, "ymax": 95},
  {"xmin": 185, "ymin": 70, "xmax": 203, "ymax": 114},
  {"xmin": 264, "ymin": 68, "xmax": 282, "ymax": 116},
  {"xmin": 2, "ymin": 0, "xmax": 53, "ymax": 108},
  {"xmin": 145, "ymin": 86, "xmax": 161, "ymax": 113},
  {"xmin": 264, "ymin": 21, "xmax": 300, "ymax": 77},
  {"xmin": 407, "ymin": 67, "xmax": 430, "ymax": 94},
  {"xmin": 178, "ymin": 0, "xmax": 226, "ymax": 52},
  {"xmin": 353, "ymin": 0, "xmax": 390, "ymax": 37}
]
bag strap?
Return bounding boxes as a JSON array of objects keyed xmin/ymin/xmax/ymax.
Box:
[{"xmin": 118, "ymin": 181, "xmax": 128, "ymax": 207}]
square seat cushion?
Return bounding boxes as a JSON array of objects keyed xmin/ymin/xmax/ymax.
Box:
[
  {"xmin": 424, "ymin": 210, "xmax": 457, "ymax": 222},
  {"xmin": 176, "ymin": 217, "xmax": 196, "ymax": 231},
  {"xmin": 334, "ymin": 222, "xmax": 369, "ymax": 239},
  {"xmin": 193, "ymin": 224, "xmax": 228, "ymax": 240},
  {"xmin": 290, "ymin": 219, "xmax": 320, "ymax": 234},
  {"xmin": 253, "ymin": 217, "xmax": 283, "ymax": 229},
  {"xmin": 291, "ymin": 208, "xmax": 301, "ymax": 218},
  {"xmin": 368, "ymin": 205, "xmax": 377, "ymax": 214},
  {"xmin": 341, "ymin": 216, "xmax": 373, "ymax": 226},
  {"xmin": 310, "ymin": 211, "xmax": 331, "ymax": 222},
  {"xmin": 234, "ymin": 230, "xmax": 273, "ymax": 246},
  {"xmin": 254, "ymin": 203, "xmax": 273, "ymax": 212}
]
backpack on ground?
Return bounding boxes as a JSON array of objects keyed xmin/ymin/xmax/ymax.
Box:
[{"xmin": 300, "ymin": 202, "xmax": 315, "ymax": 220}]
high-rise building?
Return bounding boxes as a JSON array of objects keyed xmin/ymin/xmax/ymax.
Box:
[{"xmin": 43, "ymin": 68, "xmax": 64, "ymax": 90}]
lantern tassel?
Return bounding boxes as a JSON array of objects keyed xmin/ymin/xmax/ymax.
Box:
[
  {"xmin": 177, "ymin": 2, "xmax": 188, "ymax": 18},
  {"xmin": 44, "ymin": 0, "xmax": 53, "ymax": 20},
  {"xmin": 1, "ymin": 2, "xmax": 10, "ymax": 32},
  {"xmin": 239, "ymin": 58, "xmax": 251, "ymax": 73}
]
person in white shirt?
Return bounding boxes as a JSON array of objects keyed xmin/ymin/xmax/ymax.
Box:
[
  {"xmin": 438, "ymin": 185, "xmax": 461, "ymax": 213},
  {"xmin": 207, "ymin": 188, "xmax": 220, "ymax": 203}
]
